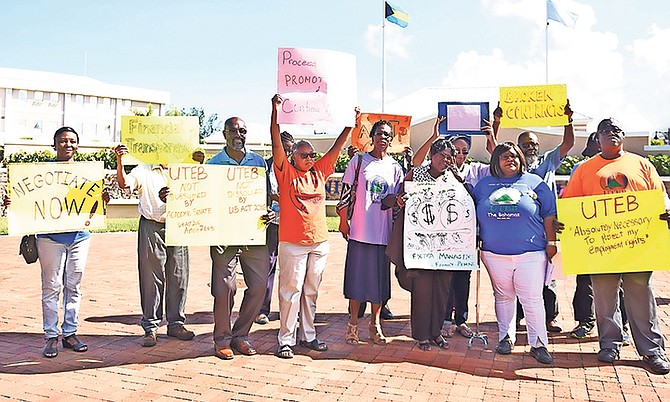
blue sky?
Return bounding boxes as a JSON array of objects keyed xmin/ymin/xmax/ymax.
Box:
[{"xmin": 2, "ymin": 0, "xmax": 669, "ymax": 137}]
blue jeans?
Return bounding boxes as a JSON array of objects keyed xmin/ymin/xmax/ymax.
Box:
[{"xmin": 37, "ymin": 236, "xmax": 90, "ymax": 339}]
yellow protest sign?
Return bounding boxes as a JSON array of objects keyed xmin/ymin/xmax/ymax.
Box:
[
  {"xmin": 499, "ymin": 84, "xmax": 569, "ymax": 128},
  {"xmin": 7, "ymin": 162, "xmax": 106, "ymax": 235},
  {"xmin": 121, "ymin": 116, "xmax": 200, "ymax": 164},
  {"xmin": 351, "ymin": 113, "xmax": 411, "ymax": 154},
  {"xmin": 557, "ymin": 189, "xmax": 670, "ymax": 274},
  {"xmin": 165, "ymin": 164, "xmax": 267, "ymax": 246}
]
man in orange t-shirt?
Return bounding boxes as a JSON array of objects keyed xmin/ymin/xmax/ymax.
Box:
[
  {"xmin": 270, "ymin": 94, "xmax": 358, "ymax": 359},
  {"xmin": 562, "ymin": 118, "xmax": 670, "ymax": 375}
]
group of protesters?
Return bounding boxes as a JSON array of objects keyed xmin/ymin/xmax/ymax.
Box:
[{"xmin": 14, "ymin": 94, "xmax": 670, "ymax": 375}]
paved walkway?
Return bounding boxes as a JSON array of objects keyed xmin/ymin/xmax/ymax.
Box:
[{"xmin": 0, "ymin": 232, "xmax": 668, "ymax": 401}]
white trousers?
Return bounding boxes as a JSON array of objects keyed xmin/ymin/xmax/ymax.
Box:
[
  {"xmin": 277, "ymin": 241, "xmax": 329, "ymax": 346},
  {"xmin": 481, "ymin": 250, "xmax": 548, "ymax": 347}
]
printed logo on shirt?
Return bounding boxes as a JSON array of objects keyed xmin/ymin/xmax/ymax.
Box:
[
  {"xmin": 367, "ymin": 176, "xmax": 390, "ymax": 203},
  {"xmin": 487, "ymin": 187, "xmax": 521, "ymax": 219},
  {"xmin": 600, "ymin": 172, "xmax": 629, "ymax": 192}
]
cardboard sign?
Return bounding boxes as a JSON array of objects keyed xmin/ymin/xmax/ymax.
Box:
[
  {"xmin": 438, "ymin": 102, "xmax": 489, "ymax": 136},
  {"xmin": 557, "ymin": 189, "xmax": 670, "ymax": 274},
  {"xmin": 499, "ymin": 84, "xmax": 569, "ymax": 128},
  {"xmin": 277, "ymin": 47, "xmax": 357, "ymax": 126},
  {"xmin": 8, "ymin": 162, "xmax": 106, "ymax": 235},
  {"xmin": 403, "ymin": 174, "xmax": 478, "ymax": 270},
  {"xmin": 121, "ymin": 116, "xmax": 200, "ymax": 164},
  {"xmin": 165, "ymin": 164, "xmax": 267, "ymax": 246},
  {"xmin": 351, "ymin": 113, "xmax": 411, "ymax": 153}
]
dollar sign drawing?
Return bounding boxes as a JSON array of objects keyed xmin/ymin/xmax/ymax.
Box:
[
  {"xmin": 422, "ymin": 203, "xmax": 435, "ymax": 225},
  {"xmin": 445, "ymin": 203, "xmax": 458, "ymax": 224}
]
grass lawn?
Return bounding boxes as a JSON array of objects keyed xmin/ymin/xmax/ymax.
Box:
[{"xmin": 0, "ymin": 217, "xmax": 342, "ymax": 235}]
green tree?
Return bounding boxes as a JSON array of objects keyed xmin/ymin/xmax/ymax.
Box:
[{"xmin": 180, "ymin": 107, "xmax": 222, "ymax": 143}]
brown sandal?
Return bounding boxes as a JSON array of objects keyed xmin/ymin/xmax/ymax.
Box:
[
  {"xmin": 369, "ymin": 324, "xmax": 387, "ymax": 345},
  {"xmin": 346, "ymin": 323, "xmax": 359, "ymax": 345}
]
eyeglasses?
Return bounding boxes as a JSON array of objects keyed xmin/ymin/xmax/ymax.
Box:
[
  {"xmin": 296, "ymin": 152, "xmax": 318, "ymax": 159},
  {"xmin": 225, "ymin": 127, "xmax": 247, "ymax": 135},
  {"xmin": 519, "ymin": 142, "xmax": 539, "ymax": 149},
  {"xmin": 500, "ymin": 153, "xmax": 520, "ymax": 161}
]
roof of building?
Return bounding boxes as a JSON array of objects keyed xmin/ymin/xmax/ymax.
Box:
[{"xmin": 0, "ymin": 67, "xmax": 170, "ymax": 103}]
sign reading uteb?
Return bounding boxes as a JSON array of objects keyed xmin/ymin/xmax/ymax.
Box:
[{"xmin": 277, "ymin": 47, "xmax": 357, "ymax": 126}]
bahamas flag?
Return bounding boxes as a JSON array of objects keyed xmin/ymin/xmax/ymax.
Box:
[{"xmin": 385, "ymin": 1, "xmax": 409, "ymax": 28}]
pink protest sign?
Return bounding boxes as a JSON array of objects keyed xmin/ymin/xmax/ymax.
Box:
[
  {"xmin": 278, "ymin": 48, "xmax": 328, "ymax": 94},
  {"xmin": 277, "ymin": 47, "xmax": 357, "ymax": 126}
]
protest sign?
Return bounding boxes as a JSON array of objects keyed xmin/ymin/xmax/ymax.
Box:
[
  {"xmin": 277, "ymin": 47, "xmax": 357, "ymax": 126},
  {"xmin": 499, "ymin": 84, "xmax": 568, "ymax": 128},
  {"xmin": 557, "ymin": 189, "xmax": 670, "ymax": 274},
  {"xmin": 437, "ymin": 102, "xmax": 489, "ymax": 136},
  {"xmin": 403, "ymin": 175, "xmax": 478, "ymax": 270},
  {"xmin": 8, "ymin": 162, "xmax": 106, "ymax": 235},
  {"xmin": 121, "ymin": 116, "xmax": 199, "ymax": 164},
  {"xmin": 351, "ymin": 113, "xmax": 411, "ymax": 153},
  {"xmin": 165, "ymin": 164, "xmax": 267, "ymax": 246}
]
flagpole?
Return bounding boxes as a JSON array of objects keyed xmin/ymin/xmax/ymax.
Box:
[
  {"xmin": 382, "ymin": 0, "xmax": 386, "ymax": 112},
  {"xmin": 545, "ymin": 9, "xmax": 549, "ymax": 84}
]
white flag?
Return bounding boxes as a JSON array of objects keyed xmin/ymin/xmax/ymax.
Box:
[{"xmin": 547, "ymin": 0, "xmax": 578, "ymax": 28}]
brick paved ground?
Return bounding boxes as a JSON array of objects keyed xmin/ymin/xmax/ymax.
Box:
[{"xmin": 0, "ymin": 232, "xmax": 668, "ymax": 401}]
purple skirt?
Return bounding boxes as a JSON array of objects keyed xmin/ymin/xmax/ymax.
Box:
[{"xmin": 343, "ymin": 240, "xmax": 391, "ymax": 304}]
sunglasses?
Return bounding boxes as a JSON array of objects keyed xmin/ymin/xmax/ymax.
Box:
[
  {"xmin": 296, "ymin": 152, "xmax": 318, "ymax": 159},
  {"xmin": 454, "ymin": 149, "xmax": 469, "ymax": 155},
  {"xmin": 225, "ymin": 127, "xmax": 247, "ymax": 135},
  {"xmin": 598, "ymin": 126, "xmax": 623, "ymax": 135}
]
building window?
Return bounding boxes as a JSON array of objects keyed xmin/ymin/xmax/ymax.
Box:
[
  {"xmin": 49, "ymin": 92, "xmax": 59, "ymax": 102},
  {"xmin": 18, "ymin": 90, "xmax": 28, "ymax": 100},
  {"xmin": 34, "ymin": 91, "xmax": 44, "ymax": 101},
  {"xmin": 75, "ymin": 94, "xmax": 84, "ymax": 105},
  {"xmin": 89, "ymin": 96, "xmax": 97, "ymax": 107}
]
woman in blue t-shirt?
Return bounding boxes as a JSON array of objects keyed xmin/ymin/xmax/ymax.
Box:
[
  {"xmin": 5, "ymin": 127, "xmax": 107, "ymax": 358},
  {"xmin": 473, "ymin": 142, "xmax": 557, "ymax": 364}
]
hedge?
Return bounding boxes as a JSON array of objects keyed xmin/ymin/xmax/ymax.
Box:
[{"xmin": 4, "ymin": 148, "xmax": 670, "ymax": 176}]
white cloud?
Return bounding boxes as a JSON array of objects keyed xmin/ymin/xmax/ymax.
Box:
[
  {"xmin": 437, "ymin": 1, "xmax": 664, "ymax": 132},
  {"xmin": 365, "ymin": 24, "xmax": 413, "ymax": 59},
  {"xmin": 630, "ymin": 24, "xmax": 670, "ymax": 77}
]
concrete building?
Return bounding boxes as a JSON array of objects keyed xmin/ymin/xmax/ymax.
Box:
[{"xmin": 0, "ymin": 67, "xmax": 169, "ymax": 154}]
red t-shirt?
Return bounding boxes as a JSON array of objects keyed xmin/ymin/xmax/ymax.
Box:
[{"xmin": 274, "ymin": 154, "xmax": 334, "ymax": 244}]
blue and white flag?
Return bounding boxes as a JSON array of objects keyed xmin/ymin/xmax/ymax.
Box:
[{"xmin": 547, "ymin": 0, "xmax": 578, "ymax": 28}]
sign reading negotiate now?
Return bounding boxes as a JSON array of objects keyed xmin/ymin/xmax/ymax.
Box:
[
  {"xmin": 8, "ymin": 162, "xmax": 106, "ymax": 235},
  {"xmin": 121, "ymin": 116, "xmax": 200, "ymax": 165}
]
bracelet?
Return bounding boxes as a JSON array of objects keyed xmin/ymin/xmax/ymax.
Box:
[{"xmin": 546, "ymin": 240, "xmax": 558, "ymax": 246}]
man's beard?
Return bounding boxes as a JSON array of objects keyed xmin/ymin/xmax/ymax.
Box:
[
  {"xmin": 524, "ymin": 153, "xmax": 537, "ymax": 167},
  {"xmin": 230, "ymin": 138, "xmax": 245, "ymax": 151}
]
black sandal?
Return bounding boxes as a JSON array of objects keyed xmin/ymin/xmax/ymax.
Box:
[
  {"xmin": 299, "ymin": 339, "xmax": 328, "ymax": 351},
  {"xmin": 62, "ymin": 334, "xmax": 88, "ymax": 352},
  {"xmin": 417, "ymin": 340, "xmax": 432, "ymax": 351},
  {"xmin": 43, "ymin": 337, "xmax": 59, "ymax": 358},
  {"xmin": 275, "ymin": 344, "xmax": 294, "ymax": 359},
  {"xmin": 432, "ymin": 335, "xmax": 450, "ymax": 350}
]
